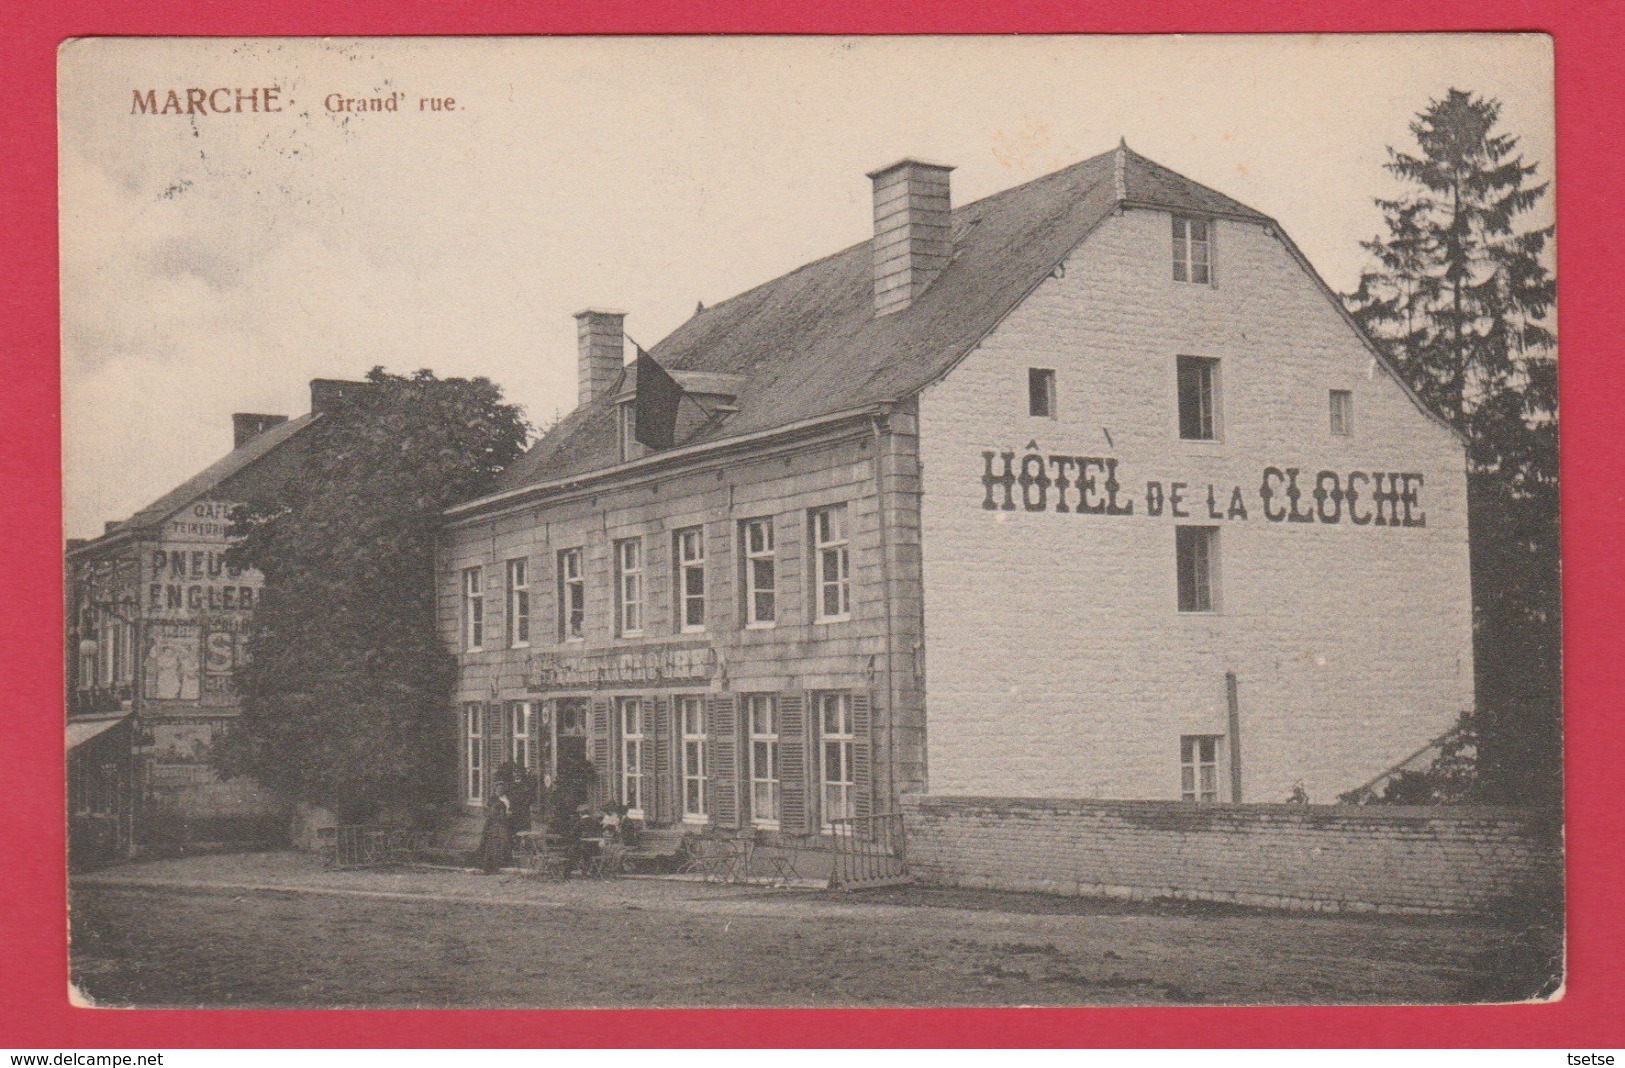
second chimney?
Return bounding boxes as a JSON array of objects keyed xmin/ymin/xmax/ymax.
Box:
[
  {"xmin": 868, "ymin": 159, "xmax": 954, "ymax": 317},
  {"xmin": 575, "ymin": 309, "xmax": 627, "ymax": 407},
  {"xmin": 232, "ymin": 413, "xmax": 289, "ymax": 449}
]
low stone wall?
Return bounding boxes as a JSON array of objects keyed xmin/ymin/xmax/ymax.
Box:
[{"xmin": 901, "ymin": 795, "xmax": 1562, "ymax": 915}]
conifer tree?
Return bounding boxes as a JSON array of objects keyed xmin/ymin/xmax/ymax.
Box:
[{"xmin": 1346, "ymin": 89, "xmax": 1559, "ymax": 805}]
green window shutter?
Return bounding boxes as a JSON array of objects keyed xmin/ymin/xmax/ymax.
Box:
[
  {"xmin": 590, "ymin": 698, "xmax": 612, "ymax": 806},
  {"xmin": 851, "ymin": 691, "xmax": 873, "ymax": 819},
  {"xmin": 707, "ymin": 694, "xmax": 739, "ymax": 828},
  {"xmin": 777, "ymin": 693, "xmax": 809, "ymax": 834},
  {"xmin": 485, "ymin": 701, "xmax": 502, "ymax": 799}
]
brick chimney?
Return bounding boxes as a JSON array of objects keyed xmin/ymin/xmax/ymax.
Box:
[
  {"xmin": 309, "ymin": 379, "xmax": 372, "ymax": 415},
  {"xmin": 574, "ymin": 309, "xmax": 627, "ymax": 407},
  {"xmin": 232, "ymin": 413, "xmax": 289, "ymax": 449},
  {"xmin": 867, "ymin": 159, "xmax": 954, "ymax": 317}
]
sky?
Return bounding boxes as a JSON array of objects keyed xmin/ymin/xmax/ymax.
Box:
[{"xmin": 58, "ymin": 34, "xmax": 1555, "ymax": 539}]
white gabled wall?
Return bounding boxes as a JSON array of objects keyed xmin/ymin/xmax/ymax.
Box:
[{"xmin": 916, "ymin": 206, "xmax": 1474, "ymax": 804}]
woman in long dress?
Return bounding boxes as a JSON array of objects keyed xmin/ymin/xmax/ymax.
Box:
[{"xmin": 478, "ymin": 782, "xmax": 514, "ymax": 874}]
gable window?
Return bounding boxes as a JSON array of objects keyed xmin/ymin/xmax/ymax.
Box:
[
  {"xmin": 618, "ymin": 402, "xmax": 640, "ymax": 463},
  {"xmin": 817, "ymin": 691, "xmax": 856, "ymax": 829},
  {"xmin": 618, "ymin": 696, "xmax": 646, "ymax": 818},
  {"xmin": 558, "ymin": 548, "xmax": 585, "ymax": 642},
  {"xmin": 1176, "ymin": 355, "xmax": 1219, "ymax": 441},
  {"xmin": 463, "ymin": 702, "xmax": 485, "ymax": 804},
  {"xmin": 1172, "ymin": 215, "xmax": 1212, "ymax": 284},
  {"xmin": 1175, "ymin": 526, "xmax": 1218, "ymax": 613},
  {"xmin": 1330, "ymin": 389, "xmax": 1354, "ymax": 436},
  {"xmin": 746, "ymin": 693, "xmax": 780, "ymax": 829},
  {"xmin": 461, "ymin": 566, "xmax": 484, "ymax": 651},
  {"xmin": 679, "ymin": 694, "xmax": 708, "ymax": 823},
  {"xmin": 615, "ymin": 537, "xmax": 644, "ymax": 637},
  {"xmin": 675, "ymin": 527, "xmax": 706, "ymax": 633},
  {"xmin": 810, "ymin": 505, "xmax": 851, "ymax": 623},
  {"xmin": 508, "ymin": 700, "xmax": 535, "ymax": 771},
  {"xmin": 1181, "ymin": 735, "xmax": 1221, "ymax": 802},
  {"xmin": 741, "ymin": 517, "xmax": 776, "ymax": 628},
  {"xmin": 1028, "ymin": 368, "xmax": 1057, "ymax": 418},
  {"xmin": 505, "ymin": 558, "xmax": 530, "ymax": 648}
]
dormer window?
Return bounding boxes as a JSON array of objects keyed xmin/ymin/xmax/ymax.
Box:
[
  {"xmin": 1172, "ymin": 215, "xmax": 1211, "ymax": 284},
  {"xmin": 618, "ymin": 401, "xmax": 640, "ymax": 463}
]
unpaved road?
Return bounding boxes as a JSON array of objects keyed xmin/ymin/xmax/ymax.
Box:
[{"xmin": 68, "ymin": 855, "xmax": 1520, "ymax": 1008}]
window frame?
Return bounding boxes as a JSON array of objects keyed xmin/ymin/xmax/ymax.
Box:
[
  {"xmin": 745, "ymin": 693, "xmax": 781, "ymax": 830},
  {"xmin": 508, "ymin": 700, "xmax": 535, "ymax": 772},
  {"xmin": 463, "ymin": 701, "xmax": 485, "ymax": 805},
  {"xmin": 505, "ymin": 557, "xmax": 530, "ymax": 649},
  {"xmin": 1172, "ymin": 214, "xmax": 1213, "ymax": 285},
  {"xmin": 678, "ymin": 693, "xmax": 709, "ymax": 824},
  {"xmin": 557, "ymin": 547, "xmax": 585, "ymax": 643},
  {"xmin": 741, "ymin": 517, "xmax": 777, "ymax": 629},
  {"xmin": 674, "ymin": 526, "xmax": 706, "ymax": 634},
  {"xmin": 617, "ymin": 401, "xmax": 640, "ymax": 463},
  {"xmin": 1028, "ymin": 367, "xmax": 1057, "ymax": 419},
  {"xmin": 614, "ymin": 537, "xmax": 644, "ymax": 637},
  {"xmin": 1176, "ymin": 355, "xmax": 1221, "ymax": 442},
  {"xmin": 810, "ymin": 505, "xmax": 851, "ymax": 624},
  {"xmin": 461, "ymin": 566, "xmax": 485, "ymax": 651},
  {"xmin": 1175, "ymin": 525, "xmax": 1220, "ymax": 614},
  {"xmin": 1330, "ymin": 389, "xmax": 1354, "ymax": 437},
  {"xmin": 617, "ymin": 696, "xmax": 646, "ymax": 819},
  {"xmin": 816, "ymin": 691, "xmax": 856, "ymax": 831},
  {"xmin": 1181, "ymin": 734, "xmax": 1222, "ymax": 803}
]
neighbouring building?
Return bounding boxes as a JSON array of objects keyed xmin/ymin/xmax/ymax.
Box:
[
  {"xmin": 438, "ymin": 143, "xmax": 1473, "ymax": 840},
  {"xmin": 66, "ymin": 379, "xmax": 367, "ymax": 861}
]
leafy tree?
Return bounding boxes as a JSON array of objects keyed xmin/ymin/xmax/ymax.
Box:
[
  {"xmin": 1345, "ymin": 90, "xmax": 1559, "ymax": 806},
  {"xmin": 214, "ymin": 368, "xmax": 529, "ymax": 820}
]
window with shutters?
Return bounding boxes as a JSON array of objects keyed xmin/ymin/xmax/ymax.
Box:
[
  {"xmin": 461, "ymin": 566, "xmax": 484, "ymax": 651},
  {"xmin": 1175, "ymin": 525, "xmax": 1219, "ymax": 613},
  {"xmin": 558, "ymin": 548, "xmax": 585, "ymax": 642},
  {"xmin": 1181, "ymin": 735, "xmax": 1221, "ymax": 802},
  {"xmin": 505, "ymin": 558, "xmax": 530, "ymax": 648},
  {"xmin": 1028, "ymin": 367, "xmax": 1057, "ymax": 418},
  {"xmin": 679, "ymin": 694, "xmax": 708, "ymax": 822},
  {"xmin": 674, "ymin": 527, "xmax": 705, "ymax": 633},
  {"xmin": 1177, "ymin": 355, "xmax": 1220, "ymax": 441},
  {"xmin": 1172, "ymin": 215, "xmax": 1212, "ymax": 284},
  {"xmin": 741, "ymin": 517, "xmax": 776, "ymax": 628},
  {"xmin": 618, "ymin": 696, "xmax": 645, "ymax": 818},
  {"xmin": 1330, "ymin": 389, "xmax": 1354, "ymax": 436},
  {"xmin": 810, "ymin": 505, "xmax": 851, "ymax": 623},
  {"xmin": 508, "ymin": 700, "xmax": 535, "ymax": 772},
  {"xmin": 615, "ymin": 538, "xmax": 644, "ymax": 637},
  {"xmin": 817, "ymin": 691, "xmax": 856, "ymax": 830},
  {"xmin": 462, "ymin": 702, "xmax": 485, "ymax": 804},
  {"xmin": 745, "ymin": 693, "xmax": 780, "ymax": 829}
]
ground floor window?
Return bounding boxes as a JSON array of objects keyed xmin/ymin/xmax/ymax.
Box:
[
  {"xmin": 746, "ymin": 693, "xmax": 780, "ymax": 829},
  {"xmin": 463, "ymin": 702, "xmax": 485, "ymax": 804},
  {"xmin": 1181, "ymin": 734, "xmax": 1221, "ymax": 802},
  {"xmin": 508, "ymin": 700, "xmax": 535, "ymax": 772},
  {"xmin": 618, "ymin": 696, "xmax": 646, "ymax": 818},
  {"xmin": 817, "ymin": 691, "xmax": 856, "ymax": 829},
  {"xmin": 679, "ymin": 694, "xmax": 708, "ymax": 822}
]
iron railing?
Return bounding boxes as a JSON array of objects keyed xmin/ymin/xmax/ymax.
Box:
[{"xmin": 828, "ymin": 811, "xmax": 910, "ymax": 889}]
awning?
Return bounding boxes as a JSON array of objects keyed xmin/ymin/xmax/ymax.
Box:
[{"xmin": 66, "ymin": 713, "xmax": 131, "ymax": 752}]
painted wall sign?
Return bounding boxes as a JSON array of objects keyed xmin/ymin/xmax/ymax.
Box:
[
  {"xmin": 526, "ymin": 643, "xmax": 717, "ymax": 690},
  {"xmin": 144, "ymin": 620, "xmax": 200, "ymax": 701},
  {"xmin": 980, "ymin": 449, "xmax": 1426, "ymax": 528}
]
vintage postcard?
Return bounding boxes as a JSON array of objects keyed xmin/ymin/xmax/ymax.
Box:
[{"xmin": 60, "ymin": 34, "xmax": 1560, "ymax": 1008}]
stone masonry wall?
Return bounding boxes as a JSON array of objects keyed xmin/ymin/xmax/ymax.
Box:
[
  {"xmin": 915, "ymin": 206, "xmax": 1474, "ymax": 803},
  {"xmin": 903, "ymin": 794, "xmax": 1562, "ymax": 915}
]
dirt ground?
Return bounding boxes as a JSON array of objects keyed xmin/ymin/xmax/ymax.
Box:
[{"xmin": 69, "ymin": 852, "xmax": 1522, "ymax": 1008}]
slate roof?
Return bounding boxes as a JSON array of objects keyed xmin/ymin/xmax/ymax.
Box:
[
  {"xmin": 491, "ymin": 145, "xmax": 1275, "ymax": 497},
  {"xmin": 76, "ymin": 413, "xmax": 317, "ymax": 552}
]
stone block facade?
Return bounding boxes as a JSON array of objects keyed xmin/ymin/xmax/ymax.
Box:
[{"xmin": 902, "ymin": 794, "xmax": 1561, "ymax": 915}]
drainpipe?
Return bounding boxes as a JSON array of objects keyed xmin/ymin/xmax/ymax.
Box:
[{"xmin": 871, "ymin": 407, "xmax": 898, "ymax": 813}]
